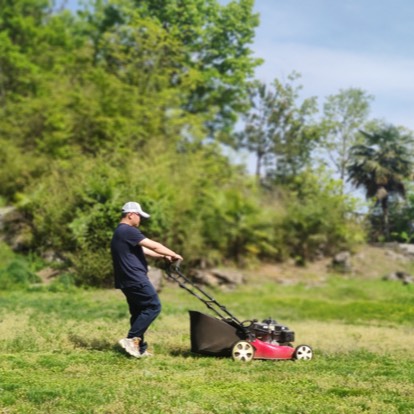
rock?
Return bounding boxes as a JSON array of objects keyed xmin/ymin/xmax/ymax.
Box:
[
  {"xmin": 210, "ymin": 268, "xmax": 245, "ymax": 285},
  {"xmin": 383, "ymin": 250, "xmax": 408, "ymax": 262},
  {"xmin": 0, "ymin": 208, "xmax": 33, "ymax": 251},
  {"xmin": 148, "ymin": 267, "xmax": 163, "ymax": 292},
  {"xmin": 0, "ymin": 206, "xmax": 15, "ymax": 232},
  {"xmin": 397, "ymin": 244, "xmax": 414, "ymax": 258},
  {"xmin": 41, "ymin": 249, "xmax": 65, "ymax": 264},
  {"xmin": 382, "ymin": 271, "xmax": 413, "ymax": 285},
  {"xmin": 190, "ymin": 269, "xmax": 220, "ymax": 287},
  {"xmin": 189, "ymin": 268, "xmax": 245, "ymax": 288},
  {"xmin": 331, "ymin": 251, "xmax": 352, "ymax": 273}
]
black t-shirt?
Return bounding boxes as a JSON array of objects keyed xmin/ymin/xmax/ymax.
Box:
[{"xmin": 110, "ymin": 223, "xmax": 148, "ymax": 288}]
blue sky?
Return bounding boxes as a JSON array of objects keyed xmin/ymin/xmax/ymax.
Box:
[
  {"xmin": 251, "ymin": 0, "xmax": 414, "ymax": 130},
  {"xmin": 66, "ymin": 0, "xmax": 414, "ymax": 130}
]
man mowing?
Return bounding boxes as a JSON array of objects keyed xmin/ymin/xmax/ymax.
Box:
[{"xmin": 111, "ymin": 201, "xmax": 183, "ymax": 357}]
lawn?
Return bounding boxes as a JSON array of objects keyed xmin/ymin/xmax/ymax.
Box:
[{"xmin": 1, "ymin": 275, "xmax": 414, "ymax": 413}]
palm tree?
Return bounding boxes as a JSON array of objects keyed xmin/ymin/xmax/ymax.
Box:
[{"xmin": 347, "ymin": 125, "xmax": 414, "ymax": 240}]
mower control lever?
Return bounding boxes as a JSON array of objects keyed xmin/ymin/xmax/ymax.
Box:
[{"xmin": 241, "ymin": 320, "xmax": 255, "ymax": 328}]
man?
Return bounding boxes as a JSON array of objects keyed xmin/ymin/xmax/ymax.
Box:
[{"xmin": 111, "ymin": 201, "xmax": 183, "ymax": 358}]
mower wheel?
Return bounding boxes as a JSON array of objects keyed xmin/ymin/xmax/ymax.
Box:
[
  {"xmin": 293, "ymin": 344, "xmax": 313, "ymax": 360},
  {"xmin": 232, "ymin": 341, "xmax": 255, "ymax": 362}
]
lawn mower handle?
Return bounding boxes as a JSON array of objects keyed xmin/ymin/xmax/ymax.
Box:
[{"xmin": 163, "ymin": 261, "xmax": 248, "ymax": 332}]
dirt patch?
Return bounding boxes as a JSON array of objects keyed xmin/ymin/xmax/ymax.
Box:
[{"xmin": 36, "ymin": 267, "xmax": 60, "ymax": 284}]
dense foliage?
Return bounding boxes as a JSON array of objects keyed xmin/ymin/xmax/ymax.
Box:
[
  {"xmin": 348, "ymin": 125, "xmax": 414, "ymax": 240},
  {"xmin": 2, "ymin": 0, "xmax": 410, "ymax": 287}
]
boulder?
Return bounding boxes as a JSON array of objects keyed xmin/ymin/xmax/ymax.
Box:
[
  {"xmin": 0, "ymin": 207, "xmax": 33, "ymax": 251},
  {"xmin": 210, "ymin": 268, "xmax": 245, "ymax": 286},
  {"xmin": 0, "ymin": 206, "xmax": 15, "ymax": 232},
  {"xmin": 190, "ymin": 269, "xmax": 220, "ymax": 287},
  {"xmin": 382, "ymin": 271, "xmax": 413, "ymax": 285},
  {"xmin": 397, "ymin": 244, "xmax": 414, "ymax": 258},
  {"xmin": 331, "ymin": 251, "xmax": 352, "ymax": 273},
  {"xmin": 148, "ymin": 267, "xmax": 163, "ymax": 292},
  {"xmin": 189, "ymin": 268, "xmax": 245, "ymax": 288}
]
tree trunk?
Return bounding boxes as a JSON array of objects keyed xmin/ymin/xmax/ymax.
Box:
[
  {"xmin": 255, "ymin": 152, "xmax": 263, "ymax": 180},
  {"xmin": 381, "ymin": 197, "xmax": 390, "ymax": 241}
]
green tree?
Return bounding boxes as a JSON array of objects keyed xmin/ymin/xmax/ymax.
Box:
[
  {"xmin": 0, "ymin": 0, "xmax": 50, "ymax": 103},
  {"xmin": 83, "ymin": 0, "xmax": 261, "ymax": 136},
  {"xmin": 0, "ymin": 0, "xmax": 367, "ymax": 286},
  {"xmin": 237, "ymin": 73, "xmax": 318, "ymax": 182},
  {"xmin": 319, "ymin": 88, "xmax": 373, "ymax": 192},
  {"xmin": 347, "ymin": 125, "xmax": 414, "ymax": 240},
  {"xmin": 269, "ymin": 74, "xmax": 318, "ymax": 183},
  {"xmin": 235, "ymin": 80, "xmax": 278, "ymax": 179}
]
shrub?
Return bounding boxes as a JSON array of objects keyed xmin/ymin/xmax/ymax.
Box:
[
  {"xmin": 0, "ymin": 258, "xmax": 40, "ymax": 290},
  {"xmin": 276, "ymin": 170, "xmax": 365, "ymax": 263}
]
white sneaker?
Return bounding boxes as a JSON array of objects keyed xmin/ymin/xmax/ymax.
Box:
[{"xmin": 119, "ymin": 337, "xmax": 141, "ymax": 357}]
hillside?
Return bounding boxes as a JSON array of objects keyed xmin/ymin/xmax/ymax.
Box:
[{"xmin": 245, "ymin": 244, "xmax": 414, "ymax": 285}]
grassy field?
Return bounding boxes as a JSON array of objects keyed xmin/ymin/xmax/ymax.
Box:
[{"xmin": 1, "ymin": 271, "xmax": 414, "ymax": 413}]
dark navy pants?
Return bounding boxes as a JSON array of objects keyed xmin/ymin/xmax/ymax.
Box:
[{"xmin": 121, "ymin": 279, "xmax": 161, "ymax": 353}]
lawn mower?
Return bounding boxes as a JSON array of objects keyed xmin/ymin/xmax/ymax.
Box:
[{"xmin": 164, "ymin": 262, "xmax": 313, "ymax": 362}]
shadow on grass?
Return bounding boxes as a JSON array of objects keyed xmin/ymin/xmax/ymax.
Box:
[
  {"xmin": 68, "ymin": 334, "xmax": 119, "ymax": 352},
  {"xmin": 168, "ymin": 348, "xmax": 227, "ymax": 360},
  {"xmin": 68, "ymin": 334, "xmax": 228, "ymax": 359}
]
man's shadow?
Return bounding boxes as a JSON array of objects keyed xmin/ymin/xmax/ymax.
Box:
[
  {"xmin": 68, "ymin": 333, "xmax": 119, "ymax": 352},
  {"xmin": 68, "ymin": 334, "xmax": 216, "ymax": 358}
]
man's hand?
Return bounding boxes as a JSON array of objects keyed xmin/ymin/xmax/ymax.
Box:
[{"xmin": 164, "ymin": 254, "xmax": 183, "ymax": 262}]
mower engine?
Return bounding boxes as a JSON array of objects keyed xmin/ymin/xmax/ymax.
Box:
[{"xmin": 249, "ymin": 318, "xmax": 295, "ymax": 345}]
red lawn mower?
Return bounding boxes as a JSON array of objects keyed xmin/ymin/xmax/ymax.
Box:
[{"xmin": 165, "ymin": 263, "xmax": 313, "ymax": 362}]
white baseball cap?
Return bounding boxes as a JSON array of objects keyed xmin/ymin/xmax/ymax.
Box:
[{"xmin": 121, "ymin": 201, "xmax": 150, "ymax": 218}]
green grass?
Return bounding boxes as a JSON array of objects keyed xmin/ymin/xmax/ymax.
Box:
[{"xmin": 1, "ymin": 277, "xmax": 414, "ymax": 413}]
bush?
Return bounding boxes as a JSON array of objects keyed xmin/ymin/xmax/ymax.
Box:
[
  {"xmin": 7, "ymin": 153, "xmax": 366, "ymax": 286},
  {"xmin": 276, "ymin": 170, "xmax": 365, "ymax": 263},
  {"xmin": 0, "ymin": 258, "xmax": 41, "ymax": 290}
]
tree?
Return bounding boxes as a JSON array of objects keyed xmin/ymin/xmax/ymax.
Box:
[
  {"xmin": 0, "ymin": 0, "xmax": 51, "ymax": 104},
  {"xmin": 235, "ymin": 80, "xmax": 278, "ymax": 178},
  {"xmin": 347, "ymin": 125, "xmax": 414, "ymax": 239},
  {"xmin": 319, "ymin": 88, "xmax": 373, "ymax": 192},
  {"xmin": 81, "ymin": 0, "xmax": 262, "ymax": 137},
  {"xmin": 269, "ymin": 74, "xmax": 318, "ymax": 183},
  {"xmin": 236, "ymin": 73, "xmax": 318, "ymax": 182}
]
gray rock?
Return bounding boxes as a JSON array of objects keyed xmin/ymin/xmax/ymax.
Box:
[
  {"xmin": 383, "ymin": 250, "xmax": 408, "ymax": 262},
  {"xmin": 397, "ymin": 243, "xmax": 414, "ymax": 257},
  {"xmin": 331, "ymin": 251, "xmax": 352, "ymax": 273},
  {"xmin": 148, "ymin": 267, "xmax": 163, "ymax": 292},
  {"xmin": 0, "ymin": 208, "xmax": 32, "ymax": 251},
  {"xmin": 210, "ymin": 268, "xmax": 245, "ymax": 285},
  {"xmin": 382, "ymin": 271, "xmax": 413, "ymax": 285},
  {"xmin": 189, "ymin": 268, "xmax": 245, "ymax": 288},
  {"xmin": 0, "ymin": 206, "xmax": 15, "ymax": 232},
  {"xmin": 190, "ymin": 269, "xmax": 220, "ymax": 286}
]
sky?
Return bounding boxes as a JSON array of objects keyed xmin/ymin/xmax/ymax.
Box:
[
  {"xmin": 250, "ymin": 0, "xmax": 414, "ymax": 130},
  {"xmin": 65, "ymin": 0, "xmax": 414, "ymax": 131}
]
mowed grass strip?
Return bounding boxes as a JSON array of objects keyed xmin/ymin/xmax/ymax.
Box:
[{"xmin": 0, "ymin": 277, "xmax": 413, "ymax": 414}]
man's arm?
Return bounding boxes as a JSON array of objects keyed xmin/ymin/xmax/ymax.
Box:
[
  {"xmin": 142, "ymin": 246, "xmax": 164, "ymax": 258},
  {"xmin": 139, "ymin": 238, "xmax": 183, "ymax": 261}
]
